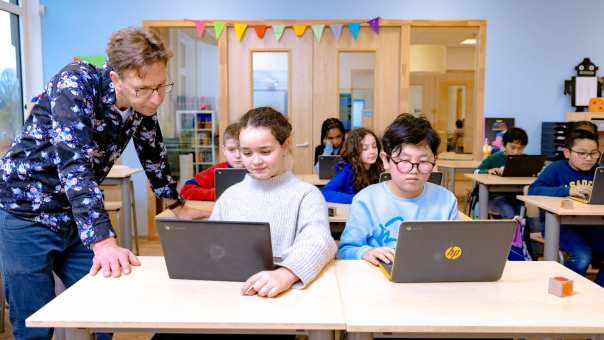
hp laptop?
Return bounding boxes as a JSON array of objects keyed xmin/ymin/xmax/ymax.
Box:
[
  {"xmin": 569, "ymin": 167, "xmax": 604, "ymax": 204},
  {"xmin": 156, "ymin": 218, "xmax": 276, "ymax": 282},
  {"xmin": 498, "ymin": 155, "xmax": 546, "ymax": 177},
  {"xmin": 318, "ymin": 155, "xmax": 342, "ymax": 180},
  {"xmin": 378, "ymin": 220, "xmax": 515, "ymax": 283},
  {"xmin": 215, "ymin": 168, "xmax": 247, "ymax": 199},
  {"xmin": 379, "ymin": 171, "xmax": 444, "ymax": 186}
]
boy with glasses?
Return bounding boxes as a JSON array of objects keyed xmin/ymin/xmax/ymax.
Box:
[
  {"xmin": 529, "ymin": 128, "xmax": 604, "ymax": 286},
  {"xmin": 337, "ymin": 114, "xmax": 458, "ymax": 265}
]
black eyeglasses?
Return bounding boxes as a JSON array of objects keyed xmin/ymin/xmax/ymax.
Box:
[
  {"xmin": 134, "ymin": 82, "xmax": 175, "ymax": 98},
  {"xmin": 570, "ymin": 149, "xmax": 601, "ymax": 160},
  {"xmin": 389, "ymin": 158, "xmax": 435, "ymax": 174}
]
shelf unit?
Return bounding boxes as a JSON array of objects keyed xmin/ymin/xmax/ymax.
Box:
[{"xmin": 176, "ymin": 110, "xmax": 217, "ymax": 173}]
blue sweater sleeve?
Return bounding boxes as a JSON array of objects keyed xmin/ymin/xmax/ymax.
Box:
[
  {"xmin": 320, "ymin": 164, "xmax": 355, "ymax": 203},
  {"xmin": 337, "ymin": 197, "xmax": 373, "ymax": 259},
  {"xmin": 528, "ymin": 163, "xmax": 569, "ymax": 197}
]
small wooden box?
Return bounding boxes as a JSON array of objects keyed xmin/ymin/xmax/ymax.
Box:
[{"xmin": 548, "ymin": 276, "xmax": 574, "ymax": 297}]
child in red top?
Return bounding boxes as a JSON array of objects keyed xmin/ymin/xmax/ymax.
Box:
[{"xmin": 180, "ymin": 123, "xmax": 243, "ymax": 200}]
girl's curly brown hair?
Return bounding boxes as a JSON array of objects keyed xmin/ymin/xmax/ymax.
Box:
[{"xmin": 339, "ymin": 128, "xmax": 384, "ymax": 191}]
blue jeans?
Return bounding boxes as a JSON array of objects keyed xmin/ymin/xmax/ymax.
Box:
[
  {"xmin": 559, "ymin": 225, "xmax": 604, "ymax": 287},
  {"xmin": 488, "ymin": 195, "xmax": 521, "ymax": 219},
  {"xmin": 0, "ymin": 208, "xmax": 111, "ymax": 340}
]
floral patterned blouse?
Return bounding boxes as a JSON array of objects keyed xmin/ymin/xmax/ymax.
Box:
[{"xmin": 0, "ymin": 61, "xmax": 180, "ymax": 247}]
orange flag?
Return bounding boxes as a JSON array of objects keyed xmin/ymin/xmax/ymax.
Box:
[{"xmin": 254, "ymin": 25, "xmax": 267, "ymax": 39}]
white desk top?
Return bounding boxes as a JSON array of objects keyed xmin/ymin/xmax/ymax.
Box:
[
  {"xmin": 435, "ymin": 159, "xmax": 481, "ymax": 169},
  {"xmin": 27, "ymin": 257, "xmax": 345, "ymax": 331},
  {"xmin": 336, "ymin": 260, "xmax": 604, "ymax": 334},
  {"xmin": 464, "ymin": 173, "xmax": 536, "ymax": 186},
  {"xmin": 296, "ymin": 173, "xmax": 328, "ymax": 186},
  {"xmin": 517, "ymin": 195, "xmax": 604, "ymax": 216},
  {"xmin": 107, "ymin": 165, "xmax": 144, "ymax": 179}
]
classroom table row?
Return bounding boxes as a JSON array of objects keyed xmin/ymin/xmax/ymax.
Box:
[{"xmin": 27, "ymin": 257, "xmax": 604, "ymax": 339}]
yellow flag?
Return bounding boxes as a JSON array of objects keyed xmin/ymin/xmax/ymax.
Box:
[
  {"xmin": 292, "ymin": 25, "xmax": 307, "ymax": 37},
  {"xmin": 234, "ymin": 23, "xmax": 248, "ymax": 41}
]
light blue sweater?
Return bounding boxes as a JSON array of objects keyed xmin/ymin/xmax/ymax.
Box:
[{"xmin": 337, "ymin": 181, "xmax": 459, "ymax": 259}]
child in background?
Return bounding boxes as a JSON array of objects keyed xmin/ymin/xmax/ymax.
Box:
[
  {"xmin": 180, "ymin": 123, "xmax": 243, "ymax": 200},
  {"xmin": 338, "ymin": 114, "xmax": 458, "ymax": 264},
  {"xmin": 211, "ymin": 107, "xmax": 336, "ymax": 297},
  {"xmin": 320, "ymin": 128, "xmax": 383, "ymax": 204},
  {"xmin": 529, "ymin": 129, "xmax": 604, "ymax": 287},
  {"xmin": 476, "ymin": 127, "xmax": 529, "ymax": 218},
  {"xmin": 313, "ymin": 118, "xmax": 346, "ymax": 172}
]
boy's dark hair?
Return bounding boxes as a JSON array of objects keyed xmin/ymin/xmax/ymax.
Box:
[
  {"xmin": 567, "ymin": 120, "xmax": 598, "ymax": 136},
  {"xmin": 223, "ymin": 122, "xmax": 240, "ymax": 144},
  {"xmin": 565, "ymin": 128, "xmax": 599, "ymax": 149},
  {"xmin": 502, "ymin": 127, "xmax": 528, "ymax": 146},
  {"xmin": 382, "ymin": 113, "xmax": 440, "ymax": 156},
  {"xmin": 320, "ymin": 118, "xmax": 346, "ymax": 146},
  {"xmin": 455, "ymin": 119, "xmax": 463, "ymax": 129},
  {"xmin": 239, "ymin": 107, "xmax": 292, "ymax": 145}
]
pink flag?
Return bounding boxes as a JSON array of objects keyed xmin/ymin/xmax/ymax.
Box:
[{"xmin": 193, "ymin": 20, "xmax": 207, "ymax": 38}]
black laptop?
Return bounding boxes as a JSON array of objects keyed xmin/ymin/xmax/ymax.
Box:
[
  {"xmin": 499, "ymin": 155, "xmax": 546, "ymax": 177},
  {"xmin": 156, "ymin": 218, "xmax": 277, "ymax": 281},
  {"xmin": 215, "ymin": 168, "xmax": 247, "ymax": 199},
  {"xmin": 318, "ymin": 155, "xmax": 342, "ymax": 180}
]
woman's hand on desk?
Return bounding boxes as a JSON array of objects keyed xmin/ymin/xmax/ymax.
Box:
[
  {"xmin": 241, "ymin": 267, "xmax": 299, "ymax": 298},
  {"xmin": 570, "ymin": 185, "xmax": 592, "ymax": 199},
  {"xmin": 363, "ymin": 247, "xmax": 395, "ymax": 266},
  {"xmin": 90, "ymin": 237, "xmax": 140, "ymax": 278},
  {"xmin": 172, "ymin": 205, "xmax": 211, "ymax": 220}
]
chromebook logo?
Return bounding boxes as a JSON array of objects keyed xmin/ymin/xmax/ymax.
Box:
[{"xmin": 444, "ymin": 246, "xmax": 462, "ymax": 260}]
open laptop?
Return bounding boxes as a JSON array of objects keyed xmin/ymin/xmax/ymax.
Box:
[
  {"xmin": 378, "ymin": 220, "xmax": 516, "ymax": 283},
  {"xmin": 599, "ymin": 152, "xmax": 604, "ymax": 166},
  {"xmin": 569, "ymin": 167, "xmax": 604, "ymax": 204},
  {"xmin": 156, "ymin": 218, "xmax": 276, "ymax": 281},
  {"xmin": 497, "ymin": 155, "xmax": 546, "ymax": 177},
  {"xmin": 318, "ymin": 155, "xmax": 342, "ymax": 179},
  {"xmin": 215, "ymin": 168, "xmax": 247, "ymax": 199},
  {"xmin": 379, "ymin": 171, "xmax": 444, "ymax": 186}
]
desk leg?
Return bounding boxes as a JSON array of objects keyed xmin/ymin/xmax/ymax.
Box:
[
  {"xmin": 478, "ymin": 183, "xmax": 489, "ymax": 220},
  {"xmin": 346, "ymin": 333, "xmax": 372, "ymax": 340},
  {"xmin": 308, "ymin": 330, "xmax": 334, "ymax": 340},
  {"xmin": 544, "ymin": 212, "xmax": 561, "ymax": 262},
  {"xmin": 120, "ymin": 178, "xmax": 132, "ymax": 250}
]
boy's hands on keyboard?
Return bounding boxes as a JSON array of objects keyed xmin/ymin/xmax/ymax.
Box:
[
  {"xmin": 570, "ymin": 185, "xmax": 592, "ymax": 199},
  {"xmin": 488, "ymin": 167, "xmax": 503, "ymax": 175},
  {"xmin": 363, "ymin": 247, "xmax": 395, "ymax": 266}
]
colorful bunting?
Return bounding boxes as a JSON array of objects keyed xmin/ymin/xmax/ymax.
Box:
[
  {"xmin": 348, "ymin": 22, "xmax": 361, "ymax": 40},
  {"xmin": 213, "ymin": 21, "xmax": 226, "ymax": 40},
  {"xmin": 272, "ymin": 24, "xmax": 286, "ymax": 41},
  {"xmin": 368, "ymin": 17, "xmax": 380, "ymax": 34},
  {"xmin": 254, "ymin": 25, "xmax": 267, "ymax": 39},
  {"xmin": 293, "ymin": 25, "xmax": 307, "ymax": 37},
  {"xmin": 330, "ymin": 24, "xmax": 343, "ymax": 41},
  {"xmin": 311, "ymin": 24, "xmax": 325, "ymax": 42},
  {"xmin": 234, "ymin": 23, "xmax": 248, "ymax": 41},
  {"xmin": 193, "ymin": 20, "xmax": 207, "ymax": 38}
]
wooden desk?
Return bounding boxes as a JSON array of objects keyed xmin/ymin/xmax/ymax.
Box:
[
  {"xmin": 297, "ymin": 173, "xmax": 329, "ymax": 186},
  {"xmin": 436, "ymin": 152, "xmax": 474, "ymax": 161},
  {"xmin": 435, "ymin": 159, "xmax": 481, "ymax": 193},
  {"xmin": 336, "ymin": 260, "xmax": 604, "ymax": 340},
  {"xmin": 465, "ymin": 174, "xmax": 536, "ymax": 219},
  {"xmin": 517, "ymin": 195, "xmax": 604, "ymax": 261},
  {"xmin": 103, "ymin": 165, "xmax": 144, "ymax": 250},
  {"xmin": 27, "ymin": 257, "xmax": 344, "ymax": 339}
]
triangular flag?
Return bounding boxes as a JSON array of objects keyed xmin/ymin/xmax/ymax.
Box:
[
  {"xmin": 273, "ymin": 24, "xmax": 285, "ymax": 41},
  {"xmin": 234, "ymin": 23, "xmax": 248, "ymax": 41},
  {"xmin": 293, "ymin": 25, "xmax": 307, "ymax": 37},
  {"xmin": 213, "ymin": 21, "xmax": 225, "ymax": 40},
  {"xmin": 368, "ymin": 17, "xmax": 380, "ymax": 34},
  {"xmin": 254, "ymin": 25, "xmax": 267, "ymax": 39},
  {"xmin": 311, "ymin": 24, "xmax": 325, "ymax": 42},
  {"xmin": 330, "ymin": 24, "xmax": 343, "ymax": 41},
  {"xmin": 348, "ymin": 22, "xmax": 361, "ymax": 40},
  {"xmin": 193, "ymin": 20, "xmax": 207, "ymax": 38}
]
